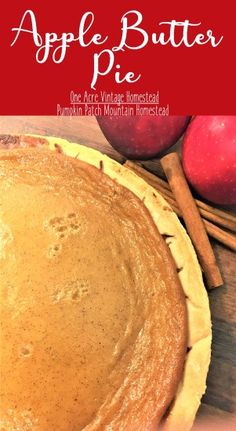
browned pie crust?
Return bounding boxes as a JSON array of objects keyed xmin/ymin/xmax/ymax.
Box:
[{"xmin": 0, "ymin": 135, "xmax": 211, "ymax": 431}]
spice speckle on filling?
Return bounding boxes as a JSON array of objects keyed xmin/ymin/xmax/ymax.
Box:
[{"xmin": 0, "ymin": 147, "xmax": 187, "ymax": 431}]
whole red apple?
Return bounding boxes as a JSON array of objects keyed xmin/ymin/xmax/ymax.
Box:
[
  {"xmin": 97, "ymin": 116, "xmax": 191, "ymax": 159},
  {"xmin": 183, "ymin": 116, "xmax": 236, "ymax": 205}
]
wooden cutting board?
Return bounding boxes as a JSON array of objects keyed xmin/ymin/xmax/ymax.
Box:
[{"xmin": 0, "ymin": 115, "xmax": 235, "ymax": 423}]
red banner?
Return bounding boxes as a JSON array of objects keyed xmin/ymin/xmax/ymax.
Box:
[{"xmin": 0, "ymin": 0, "xmax": 235, "ymax": 115}]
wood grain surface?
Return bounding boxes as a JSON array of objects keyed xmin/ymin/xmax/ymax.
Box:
[{"xmin": 0, "ymin": 116, "xmax": 235, "ymax": 424}]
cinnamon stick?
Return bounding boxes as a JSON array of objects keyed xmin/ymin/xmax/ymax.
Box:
[
  {"xmin": 125, "ymin": 161, "xmax": 236, "ymax": 252},
  {"xmin": 204, "ymin": 220, "xmax": 236, "ymax": 251},
  {"xmin": 151, "ymin": 185, "xmax": 236, "ymax": 252},
  {"xmin": 160, "ymin": 153, "xmax": 223, "ymax": 289},
  {"xmin": 125, "ymin": 161, "xmax": 236, "ymax": 232}
]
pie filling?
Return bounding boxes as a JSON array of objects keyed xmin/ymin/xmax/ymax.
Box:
[{"xmin": 0, "ymin": 146, "xmax": 187, "ymax": 430}]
